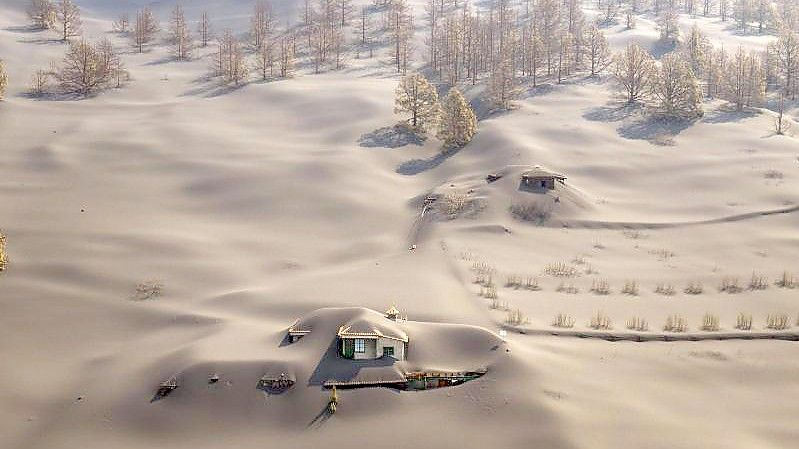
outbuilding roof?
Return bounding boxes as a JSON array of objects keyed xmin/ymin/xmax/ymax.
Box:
[{"xmin": 521, "ymin": 166, "xmax": 566, "ymax": 180}]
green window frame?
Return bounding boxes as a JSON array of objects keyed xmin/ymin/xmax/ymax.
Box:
[{"xmin": 382, "ymin": 346, "xmax": 395, "ymax": 357}]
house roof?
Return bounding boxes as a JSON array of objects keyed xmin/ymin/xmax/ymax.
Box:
[
  {"xmin": 287, "ymin": 319, "xmax": 311, "ymax": 335},
  {"xmin": 385, "ymin": 305, "xmax": 400, "ymax": 316},
  {"xmin": 521, "ymin": 166, "xmax": 566, "ymax": 180},
  {"xmin": 337, "ymin": 316, "xmax": 409, "ymax": 343}
]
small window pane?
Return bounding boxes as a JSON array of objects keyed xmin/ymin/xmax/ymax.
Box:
[
  {"xmin": 354, "ymin": 339, "xmax": 365, "ymax": 353},
  {"xmin": 383, "ymin": 347, "xmax": 394, "ymax": 357}
]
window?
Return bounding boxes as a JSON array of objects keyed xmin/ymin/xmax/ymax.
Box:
[
  {"xmin": 382, "ymin": 346, "xmax": 395, "ymax": 357},
  {"xmin": 354, "ymin": 339, "xmax": 365, "ymax": 353}
]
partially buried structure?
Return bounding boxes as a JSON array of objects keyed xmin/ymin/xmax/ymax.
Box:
[
  {"xmin": 520, "ymin": 166, "xmax": 566, "ymax": 190},
  {"xmin": 337, "ymin": 306, "xmax": 408, "ymax": 360}
]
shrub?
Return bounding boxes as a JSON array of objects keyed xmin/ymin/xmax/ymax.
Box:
[
  {"xmin": 589, "ymin": 311, "xmax": 612, "ymax": 330},
  {"xmin": 132, "ymin": 280, "xmax": 163, "ymax": 300},
  {"xmin": 506, "ymin": 309, "xmax": 529, "ymax": 325},
  {"xmin": 0, "ymin": 233, "xmax": 7, "ymax": 271},
  {"xmin": 663, "ymin": 315, "xmax": 688, "ymax": 332},
  {"xmin": 735, "ymin": 313, "xmax": 752, "ymax": 330},
  {"xmin": 700, "ymin": 313, "xmax": 719, "ymax": 332},
  {"xmin": 509, "ymin": 202, "xmax": 551, "ymax": 223},
  {"xmin": 766, "ymin": 313, "xmax": 791, "ymax": 330},
  {"xmin": 544, "ymin": 262, "xmax": 579, "ymax": 277},
  {"xmin": 719, "ymin": 277, "xmax": 742, "ymax": 294},
  {"xmin": 590, "ymin": 279, "xmax": 611, "ymax": 295},
  {"xmin": 621, "ymin": 280, "xmax": 639, "ymax": 296},
  {"xmin": 775, "ymin": 271, "xmax": 796, "ymax": 289},
  {"xmin": 748, "ymin": 272, "xmax": 768, "ymax": 290},
  {"xmin": 684, "ymin": 281, "xmax": 703, "ymax": 295},
  {"xmin": 556, "ymin": 282, "xmax": 579, "ymax": 294},
  {"xmin": 552, "ymin": 313, "xmax": 575, "ymax": 328},
  {"xmin": 626, "ymin": 316, "xmax": 649, "ymax": 331},
  {"xmin": 655, "ymin": 283, "xmax": 675, "ymax": 296}
]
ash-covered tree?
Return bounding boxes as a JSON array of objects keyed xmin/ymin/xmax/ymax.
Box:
[
  {"xmin": 657, "ymin": 0, "xmax": 680, "ymax": 44},
  {"xmin": 133, "ymin": 6, "xmax": 160, "ymax": 53},
  {"xmin": 613, "ymin": 43, "xmax": 656, "ymax": 103},
  {"xmin": 719, "ymin": 46, "xmax": 765, "ymax": 110},
  {"xmin": 29, "ymin": 69, "xmax": 51, "ymax": 97},
  {"xmin": 277, "ymin": 34, "xmax": 296, "ymax": 78},
  {"xmin": 250, "ymin": 1, "xmax": 274, "ymax": 52},
  {"xmin": 0, "ymin": 60, "xmax": 7, "ymax": 100},
  {"xmin": 769, "ymin": 29, "xmax": 799, "ymax": 99},
  {"xmin": 27, "ymin": 0, "xmax": 56, "ymax": 30},
  {"xmin": 213, "ymin": 30, "xmax": 248, "ymax": 86},
  {"xmin": 584, "ymin": 24, "xmax": 611, "ymax": 77},
  {"xmin": 438, "ymin": 88, "xmax": 477, "ymax": 149},
  {"xmin": 652, "ymin": 53, "xmax": 704, "ymax": 119},
  {"xmin": 198, "ymin": 11, "xmax": 212, "ymax": 47},
  {"xmin": 169, "ymin": 4, "xmax": 193, "ymax": 60},
  {"xmin": 254, "ymin": 39, "xmax": 274, "ymax": 80},
  {"xmin": 55, "ymin": 38, "xmax": 119, "ymax": 96},
  {"xmin": 56, "ymin": 0, "xmax": 81, "ymax": 41},
  {"xmin": 682, "ymin": 24, "xmax": 710, "ymax": 77},
  {"xmin": 112, "ymin": 13, "xmax": 130, "ymax": 33},
  {"xmin": 394, "ymin": 73, "xmax": 440, "ymax": 132}
]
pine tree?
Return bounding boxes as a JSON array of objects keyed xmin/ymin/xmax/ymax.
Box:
[
  {"xmin": 56, "ymin": 0, "xmax": 81, "ymax": 41},
  {"xmin": 613, "ymin": 43, "xmax": 656, "ymax": 103},
  {"xmin": 394, "ymin": 73, "xmax": 440, "ymax": 131},
  {"xmin": 652, "ymin": 53, "xmax": 704, "ymax": 119},
  {"xmin": 438, "ymin": 88, "xmax": 477, "ymax": 148},
  {"xmin": 169, "ymin": 4, "xmax": 193, "ymax": 60},
  {"xmin": 27, "ymin": 0, "xmax": 56, "ymax": 30}
]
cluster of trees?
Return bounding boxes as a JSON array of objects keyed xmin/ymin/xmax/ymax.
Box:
[
  {"xmin": 27, "ymin": 39, "xmax": 128, "ymax": 97},
  {"xmin": 394, "ymin": 73, "xmax": 478, "ymax": 148},
  {"xmin": 27, "ymin": 0, "xmax": 82, "ymax": 41},
  {"xmin": 422, "ymin": 0, "xmax": 612, "ymax": 108}
]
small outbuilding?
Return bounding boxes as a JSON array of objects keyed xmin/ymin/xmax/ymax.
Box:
[{"xmin": 521, "ymin": 166, "xmax": 566, "ymax": 190}]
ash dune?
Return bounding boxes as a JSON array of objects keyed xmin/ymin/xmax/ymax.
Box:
[{"xmin": 1, "ymin": 0, "xmax": 799, "ymax": 449}]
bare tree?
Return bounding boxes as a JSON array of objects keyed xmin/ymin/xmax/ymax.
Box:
[
  {"xmin": 56, "ymin": 0, "xmax": 82, "ymax": 41},
  {"xmin": 198, "ymin": 11, "xmax": 212, "ymax": 47},
  {"xmin": 769, "ymin": 29, "xmax": 799, "ymax": 99},
  {"xmin": 169, "ymin": 4, "xmax": 193, "ymax": 60},
  {"xmin": 254, "ymin": 38, "xmax": 275, "ymax": 80},
  {"xmin": 278, "ymin": 34, "xmax": 296, "ymax": 78},
  {"xmin": 613, "ymin": 43, "xmax": 655, "ymax": 103},
  {"xmin": 55, "ymin": 39, "xmax": 115, "ymax": 96},
  {"xmin": 775, "ymin": 93, "xmax": 790, "ymax": 134},
  {"xmin": 214, "ymin": 30, "xmax": 248, "ymax": 85},
  {"xmin": 584, "ymin": 24, "xmax": 611, "ymax": 76},
  {"xmin": 27, "ymin": 0, "xmax": 56, "ymax": 30},
  {"xmin": 719, "ymin": 46, "xmax": 764, "ymax": 110},
  {"xmin": 652, "ymin": 53, "xmax": 704, "ymax": 119},
  {"xmin": 133, "ymin": 7, "xmax": 160, "ymax": 53},
  {"xmin": 112, "ymin": 13, "xmax": 130, "ymax": 33},
  {"xmin": 28, "ymin": 69, "xmax": 51, "ymax": 96},
  {"xmin": 250, "ymin": 1, "xmax": 274, "ymax": 52}
]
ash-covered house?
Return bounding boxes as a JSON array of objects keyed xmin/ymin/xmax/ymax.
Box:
[
  {"xmin": 287, "ymin": 306, "xmax": 409, "ymax": 361},
  {"xmin": 337, "ymin": 306, "xmax": 408, "ymax": 361},
  {"xmin": 520, "ymin": 166, "xmax": 566, "ymax": 190}
]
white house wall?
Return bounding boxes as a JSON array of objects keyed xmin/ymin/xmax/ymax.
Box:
[{"xmin": 377, "ymin": 337, "xmax": 406, "ymax": 360}]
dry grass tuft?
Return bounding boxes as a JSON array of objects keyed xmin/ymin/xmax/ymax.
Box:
[
  {"xmin": 589, "ymin": 311, "xmax": 613, "ymax": 330},
  {"xmin": 775, "ymin": 271, "xmax": 796, "ymax": 289},
  {"xmin": 506, "ymin": 308, "xmax": 529, "ymax": 325},
  {"xmin": 584, "ymin": 263, "xmax": 598, "ymax": 275},
  {"xmin": 654, "ymin": 283, "xmax": 675, "ymax": 296},
  {"xmin": 626, "ymin": 316, "xmax": 649, "ymax": 331},
  {"xmin": 556, "ymin": 282, "xmax": 579, "ymax": 294},
  {"xmin": 481, "ymin": 285, "xmax": 499, "ymax": 300},
  {"xmin": 649, "ymin": 248, "xmax": 675, "ymax": 261},
  {"xmin": 544, "ymin": 262, "xmax": 579, "ymax": 277},
  {"xmin": 719, "ymin": 277, "xmax": 742, "ymax": 294},
  {"xmin": 700, "ymin": 313, "xmax": 720, "ymax": 332},
  {"xmin": 748, "ymin": 272, "xmax": 768, "ymax": 290},
  {"xmin": 487, "ymin": 295, "xmax": 507, "ymax": 311},
  {"xmin": 621, "ymin": 280, "xmax": 639, "ymax": 296},
  {"xmin": 663, "ymin": 315, "xmax": 688, "ymax": 332},
  {"xmin": 0, "ymin": 233, "xmax": 7, "ymax": 272},
  {"xmin": 552, "ymin": 313, "xmax": 575, "ymax": 328},
  {"xmin": 766, "ymin": 313, "xmax": 791, "ymax": 330},
  {"xmin": 590, "ymin": 279, "xmax": 610, "ymax": 295},
  {"xmin": 684, "ymin": 281, "xmax": 704, "ymax": 295},
  {"xmin": 132, "ymin": 280, "xmax": 163, "ymax": 300},
  {"xmin": 571, "ymin": 254, "xmax": 586, "ymax": 265},
  {"xmin": 735, "ymin": 313, "xmax": 752, "ymax": 330},
  {"xmin": 471, "ymin": 262, "xmax": 495, "ymax": 286}
]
